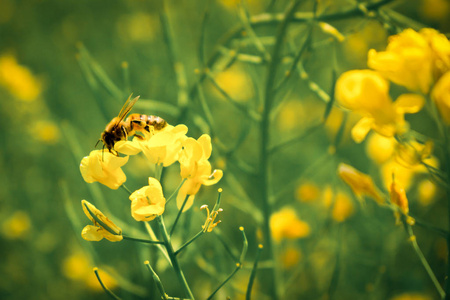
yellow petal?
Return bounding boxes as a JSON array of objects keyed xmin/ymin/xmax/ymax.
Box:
[
  {"xmin": 351, "ymin": 117, "xmax": 373, "ymax": 143},
  {"xmin": 114, "ymin": 140, "xmax": 142, "ymax": 155},
  {"xmin": 394, "ymin": 94, "xmax": 425, "ymax": 114},
  {"xmin": 81, "ymin": 225, "xmax": 104, "ymax": 241}
]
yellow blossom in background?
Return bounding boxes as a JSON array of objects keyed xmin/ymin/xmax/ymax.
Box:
[
  {"xmin": 296, "ymin": 181, "xmax": 320, "ymax": 202},
  {"xmin": 32, "ymin": 120, "xmax": 60, "ymax": 143},
  {"xmin": 331, "ymin": 192, "xmax": 355, "ymax": 222},
  {"xmin": 394, "ymin": 140, "xmax": 433, "ymax": 167},
  {"xmin": 276, "ymin": 99, "xmax": 306, "ymax": 132},
  {"xmin": 420, "ymin": 0, "xmax": 450, "ymax": 22},
  {"xmin": 176, "ymin": 134, "xmax": 223, "ymax": 211},
  {"xmin": 270, "ymin": 207, "xmax": 310, "ymax": 242},
  {"xmin": 80, "ymin": 150, "xmax": 128, "ymax": 189},
  {"xmin": 389, "ymin": 292, "xmax": 433, "ymax": 300},
  {"xmin": 0, "ymin": 54, "xmax": 42, "ymax": 101},
  {"xmin": 335, "ymin": 69, "xmax": 424, "ymax": 142},
  {"xmin": 368, "ymin": 28, "xmax": 450, "ymax": 93},
  {"xmin": 338, "ymin": 163, "xmax": 384, "ymax": 204},
  {"xmin": 117, "ymin": 13, "xmax": 159, "ymax": 42},
  {"xmin": 129, "ymin": 177, "xmax": 166, "ymax": 222},
  {"xmin": 366, "ymin": 133, "xmax": 396, "ymax": 164},
  {"xmin": 81, "ymin": 200, "xmax": 123, "ymax": 242},
  {"xmin": 1, "ymin": 211, "xmax": 31, "ymax": 239},
  {"xmin": 116, "ymin": 124, "xmax": 187, "ymax": 166},
  {"xmin": 431, "ymin": 71, "xmax": 450, "ymax": 124},
  {"xmin": 213, "ymin": 64, "xmax": 254, "ymax": 102},
  {"xmin": 281, "ymin": 246, "xmax": 302, "ymax": 269},
  {"xmin": 62, "ymin": 249, "xmax": 118, "ymax": 291},
  {"xmin": 418, "ymin": 179, "xmax": 437, "ymax": 206}
]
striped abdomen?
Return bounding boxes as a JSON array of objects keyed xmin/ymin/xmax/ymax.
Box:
[{"xmin": 126, "ymin": 113, "xmax": 167, "ymax": 132}]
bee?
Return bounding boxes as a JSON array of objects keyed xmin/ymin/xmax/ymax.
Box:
[{"xmin": 98, "ymin": 94, "xmax": 167, "ymax": 154}]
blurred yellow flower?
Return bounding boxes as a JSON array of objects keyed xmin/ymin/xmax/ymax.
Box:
[
  {"xmin": 1, "ymin": 211, "xmax": 31, "ymax": 239},
  {"xmin": 432, "ymin": 71, "xmax": 450, "ymax": 124},
  {"xmin": 418, "ymin": 179, "xmax": 437, "ymax": 206},
  {"xmin": 129, "ymin": 177, "xmax": 166, "ymax": 222},
  {"xmin": 176, "ymin": 134, "xmax": 223, "ymax": 211},
  {"xmin": 335, "ymin": 70, "xmax": 424, "ymax": 142},
  {"xmin": 81, "ymin": 200, "xmax": 123, "ymax": 242},
  {"xmin": 420, "ymin": 0, "xmax": 450, "ymax": 22},
  {"xmin": 281, "ymin": 246, "xmax": 302, "ymax": 269},
  {"xmin": 331, "ymin": 192, "xmax": 355, "ymax": 222},
  {"xmin": 390, "ymin": 292, "xmax": 433, "ymax": 300},
  {"xmin": 32, "ymin": 120, "xmax": 60, "ymax": 143},
  {"xmin": 368, "ymin": 28, "xmax": 450, "ymax": 93},
  {"xmin": 62, "ymin": 249, "xmax": 91, "ymax": 280},
  {"xmin": 389, "ymin": 174, "xmax": 409, "ymax": 215},
  {"xmin": 214, "ymin": 64, "xmax": 254, "ymax": 102},
  {"xmin": 366, "ymin": 133, "xmax": 396, "ymax": 164},
  {"xmin": 296, "ymin": 181, "xmax": 320, "ymax": 202},
  {"xmin": 80, "ymin": 150, "xmax": 128, "ymax": 189},
  {"xmin": 395, "ymin": 140, "xmax": 433, "ymax": 167},
  {"xmin": 0, "ymin": 54, "xmax": 42, "ymax": 101},
  {"xmin": 270, "ymin": 207, "xmax": 310, "ymax": 242},
  {"xmin": 338, "ymin": 163, "xmax": 384, "ymax": 204},
  {"xmin": 115, "ymin": 124, "xmax": 187, "ymax": 167}
]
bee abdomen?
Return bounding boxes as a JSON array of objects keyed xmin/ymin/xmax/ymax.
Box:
[{"xmin": 128, "ymin": 114, "xmax": 167, "ymax": 131}]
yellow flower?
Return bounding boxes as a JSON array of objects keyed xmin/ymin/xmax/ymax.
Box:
[
  {"xmin": 1, "ymin": 211, "xmax": 31, "ymax": 239},
  {"xmin": 368, "ymin": 28, "xmax": 450, "ymax": 93},
  {"xmin": 81, "ymin": 200, "xmax": 123, "ymax": 242},
  {"xmin": 200, "ymin": 204, "xmax": 223, "ymax": 232},
  {"xmin": 389, "ymin": 175, "xmax": 409, "ymax": 214},
  {"xmin": 281, "ymin": 246, "xmax": 302, "ymax": 269},
  {"xmin": 366, "ymin": 133, "xmax": 396, "ymax": 164},
  {"xmin": 432, "ymin": 71, "xmax": 450, "ymax": 124},
  {"xmin": 129, "ymin": 177, "xmax": 166, "ymax": 221},
  {"xmin": 335, "ymin": 70, "xmax": 424, "ymax": 142},
  {"xmin": 296, "ymin": 181, "xmax": 320, "ymax": 202},
  {"xmin": 331, "ymin": 192, "xmax": 355, "ymax": 222},
  {"xmin": 115, "ymin": 124, "xmax": 187, "ymax": 166},
  {"xmin": 418, "ymin": 179, "xmax": 437, "ymax": 206},
  {"xmin": 80, "ymin": 150, "xmax": 128, "ymax": 189},
  {"xmin": 270, "ymin": 207, "xmax": 310, "ymax": 242},
  {"xmin": 390, "ymin": 292, "xmax": 432, "ymax": 300},
  {"xmin": 176, "ymin": 134, "xmax": 223, "ymax": 211},
  {"xmin": 338, "ymin": 163, "xmax": 384, "ymax": 204},
  {"xmin": 395, "ymin": 140, "xmax": 433, "ymax": 167},
  {"xmin": 0, "ymin": 54, "xmax": 42, "ymax": 101}
]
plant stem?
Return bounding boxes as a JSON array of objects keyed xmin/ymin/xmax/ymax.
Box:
[
  {"xmin": 405, "ymin": 223, "xmax": 445, "ymax": 298},
  {"xmin": 122, "ymin": 235, "xmax": 164, "ymax": 245},
  {"xmin": 175, "ymin": 230, "xmax": 204, "ymax": 256},
  {"xmin": 156, "ymin": 215, "xmax": 195, "ymax": 300},
  {"xmin": 260, "ymin": 1, "xmax": 302, "ymax": 299}
]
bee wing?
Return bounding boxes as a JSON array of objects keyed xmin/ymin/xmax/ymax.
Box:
[{"xmin": 116, "ymin": 94, "xmax": 140, "ymax": 124}]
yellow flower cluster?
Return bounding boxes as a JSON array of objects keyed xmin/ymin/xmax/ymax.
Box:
[
  {"xmin": 270, "ymin": 207, "xmax": 310, "ymax": 242},
  {"xmin": 79, "ymin": 122, "xmax": 223, "ymax": 241},
  {"xmin": 336, "ymin": 28, "xmax": 450, "ymax": 142}
]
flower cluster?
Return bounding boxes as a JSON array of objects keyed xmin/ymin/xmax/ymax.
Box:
[
  {"xmin": 79, "ymin": 121, "xmax": 223, "ymax": 240},
  {"xmin": 335, "ymin": 28, "xmax": 450, "ymax": 142}
]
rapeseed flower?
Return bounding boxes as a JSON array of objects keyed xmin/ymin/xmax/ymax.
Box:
[
  {"xmin": 338, "ymin": 163, "xmax": 384, "ymax": 204},
  {"xmin": 432, "ymin": 71, "xmax": 450, "ymax": 124},
  {"xmin": 129, "ymin": 177, "xmax": 166, "ymax": 221},
  {"xmin": 368, "ymin": 28, "xmax": 450, "ymax": 93},
  {"xmin": 335, "ymin": 70, "xmax": 424, "ymax": 142},
  {"xmin": 81, "ymin": 200, "xmax": 123, "ymax": 242},
  {"xmin": 176, "ymin": 134, "xmax": 223, "ymax": 210},
  {"xmin": 270, "ymin": 207, "xmax": 310, "ymax": 242},
  {"xmin": 80, "ymin": 150, "xmax": 128, "ymax": 189}
]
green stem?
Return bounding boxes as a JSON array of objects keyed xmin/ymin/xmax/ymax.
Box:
[
  {"xmin": 122, "ymin": 235, "xmax": 164, "ymax": 245},
  {"xmin": 93, "ymin": 268, "xmax": 122, "ymax": 300},
  {"xmin": 246, "ymin": 244, "xmax": 264, "ymax": 300},
  {"xmin": 157, "ymin": 215, "xmax": 195, "ymax": 300},
  {"xmin": 207, "ymin": 265, "xmax": 242, "ymax": 300},
  {"xmin": 170, "ymin": 194, "xmax": 190, "ymax": 236},
  {"xmin": 260, "ymin": 1, "xmax": 302, "ymax": 299},
  {"xmin": 174, "ymin": 230, "xmax": 204, "ymax": 256},
  {"xmin": 166, "ymin": 178, "xmax": 186, "ymax": 204},
  {"xmin": 405, "ymin": 223, "xmax": 445, "ymax": 298}
]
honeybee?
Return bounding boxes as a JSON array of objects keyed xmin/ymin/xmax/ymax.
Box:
[{"xmin": 98, "ymin": 94, "xmax": 167, "ymax": 154}]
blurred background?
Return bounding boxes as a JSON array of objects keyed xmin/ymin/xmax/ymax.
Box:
[{"xmin": 1, "ymin": 0, "xmax": 450, "ymax": 299}]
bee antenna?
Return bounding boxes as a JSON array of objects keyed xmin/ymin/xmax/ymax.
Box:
[
  {"xmin": 95, "ymin": 139, "xmax": 101, "ymax": 148},
  {"xmin": 102, "ymin": 145, "xmax": 105, "ymax": 162}
]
